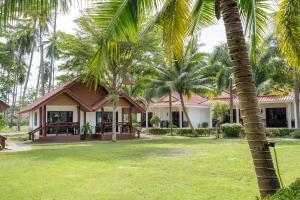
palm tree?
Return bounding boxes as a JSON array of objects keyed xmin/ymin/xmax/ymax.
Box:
[
  {"xmin": 89, "ymin": 0, "xmax": 281, "ymax": 196},
  {"xmin": 144, "ymin": 64, "xmax": 175, "ymax": 132},
  {"xmin": 209, "ymin": 43, "xmax": 234, "ymax": 123},
  {"xmin": 276, "ymin": 0, "xmax": 300, "ymax": 130}
]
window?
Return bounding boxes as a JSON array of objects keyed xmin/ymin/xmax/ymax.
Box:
[
  {"xmin": 34, "ymin": 112, "xmax": 37, "ymax": 126},
  {"xmin": 47, "ymin": 111, "xmax": 73, "ymax": 123},
  {"xmin": 96, "ymin": 112, "xmax": 118, "ymax": 132}
]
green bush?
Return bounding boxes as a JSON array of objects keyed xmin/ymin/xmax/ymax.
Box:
[
  {"xmin": 220, "ymin": 123, "xmax": 243, "ymax": 137},
  {"xmin": 148, "ymin": 128, "xmax": 171, "ymax": 135},
  {"xmin": 201, "ymin": 122, "xmax": 208, "ymax": 128},
  {"xmin": 266, "ymin": 128, "xmax": 296, "ymax": 137},
  {"xmin": 264, "ymin": 178, "xmax": 300, "ymax": 200},
  {"xmin": 291, "ymin": 131, "xmax": 300, "ymax": 139},
  {"xmin": 148, "ymin": 128, "xmax": 216, "ymax": 137},
  {"xmin": 150, "ymin": 115, "xmax": 160, "ymax": 127}
]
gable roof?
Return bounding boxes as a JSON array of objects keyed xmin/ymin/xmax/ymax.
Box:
[
  {"xmin": 20, "ymin": 79, "xmax": 145, "ymax": 113},
  {"xmin": 0, "ymin": 100, "xmax": 10, "ymax": 110},
  {"xmin": 148, "ymin": 92, "xmax": 208, "ymax": 107}
]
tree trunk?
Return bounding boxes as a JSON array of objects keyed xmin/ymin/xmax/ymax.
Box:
[
  {"xmin": 169, "ymin": 91, "xmax": 173, "ymax": 135},
  {"xmin": 294, "ymin": 70, "xmax": 300, "ymax": 130},
  {"xmin": 112, "ymin": 102, "xmax": 117, "ymax": 142},
  {"xmin": 49, "ymin": 4, "xmax": 58, "ymax": 92},
  {"xmin": 39, "ymin": 25, "xmax": 45, "ymax": 96},
  {"xmin": 220, "ymin": 0, "xmax": 280, "ymax": 197},
  {"xmin": 17, "ymin": 85, "xmax": 23, "ymax": 132},
  {"xmin": 9, "ymin": 73, "xmax": 17, "ymax": 128},
  {"xmin": 229, "ymin": 79, "xmax": 234, "ymax": 123},
  {"xmin": 22, "ymin": 43, "xmax": 34, "ymax": 103},
  {"xmin": 179, "ymin": 92, "xmax": 196, "ymax": 136}
]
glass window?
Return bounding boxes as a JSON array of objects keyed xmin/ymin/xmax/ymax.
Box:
[{"xmin": 34, "ymin": 112, "xmax": 37, "ymax": 126}]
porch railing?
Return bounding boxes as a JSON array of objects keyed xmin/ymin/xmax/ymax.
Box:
[{"xmin": 45, "ymin": 122, "xmax": 80, "ymax": 135}]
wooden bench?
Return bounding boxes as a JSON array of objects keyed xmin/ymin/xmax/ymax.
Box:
[{"xmin": 0, "ymin": 135, "xmax": 7, "ymax": 150}]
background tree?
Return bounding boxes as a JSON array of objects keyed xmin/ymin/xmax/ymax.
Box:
[{"xmin": 209, "ymin": 43, "xmax": 234, "ymax": 123}]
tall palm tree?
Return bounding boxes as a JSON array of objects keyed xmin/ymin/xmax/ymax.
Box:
[
  {"xmin": 144, "ymin": 64, "xmax": 175, "ymax": 132},
  {"xmin": 89, "ymin": 0, "xmax": 281, "ymax": 196},
  {"xmin": 209, "ymin": 43, "xmax": 234, "ymax": 123}
]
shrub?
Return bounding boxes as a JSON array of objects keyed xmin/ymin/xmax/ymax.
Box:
[
  {"xmin": 201, "ymin": 122, "xmax": 208, "ymax": 128},
  {"xmin": 148, "ymin": 128, "xmax": 216, "ymax": 136},
  {"xmin": 291, "ymin": 131, "xmax": 300, "ymax": 139},
  {"xmin": 266, "ymin": 128, "xmax": 296, "ymax": 137},
  {"xmin": 220, "ymin": 123, "xmax": 243, "ymax": 137},
  {"xmin": 150, "ymin": 115, "xmax": 160, "ymax": 127},
  {"xmin": 148, "ymin": 128, "xmax": 170, "ymax": 135},
  {"xmin": 264, "ymin": 178, "xmax": 300, "ymax": 200}
]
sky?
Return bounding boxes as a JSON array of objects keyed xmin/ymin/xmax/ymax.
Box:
[{"xmin": 28, "ymin": 4, "xmax": 227, "ymax": 88}]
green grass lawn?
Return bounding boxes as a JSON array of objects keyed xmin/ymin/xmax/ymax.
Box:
[
  {"xmin": 0, "ymin": 137, "xmax": 299, "ymax": 200},
  {"xmin": 0, "ymin": 125, "xmax": 29, "ymax": 133}
]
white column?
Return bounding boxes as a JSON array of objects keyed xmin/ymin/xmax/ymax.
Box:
[
  {"xmin": 236, "ymin": 104, "xmax": 240, "ymax": 123},
  {"xmin": 209, "ymin": 108, "xmax": 212, "ymax": 128},
  {"xmin": 294, "ymin": 101, "xmax": 298, "ymax": 129},
  {"xmin": 146, "ymin": 111, "xmax": 149, "ymax": 129},
  {"xmin": 179, "ymin": 107, "xmax": 182, "ymax": 128},
  {"xmin": 159, "ymin": 107, "xmax": 161, "ymax": 128},
  {"xmin": 287, "ymin": 103, "xmax": 292, "ymax": 128}
]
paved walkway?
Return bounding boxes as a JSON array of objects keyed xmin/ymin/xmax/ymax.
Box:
[
  {"xmin": 0, "ymin": 140, "xmax": 32, "ymax": 153},
  {"xmin": 139, "ymin": 133, "xmax": 162, "ymax": 140}
]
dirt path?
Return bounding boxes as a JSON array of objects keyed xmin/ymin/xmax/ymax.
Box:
[{"xmin": 0, "ymin": 140, "xmax": 32, "ymax": 153}]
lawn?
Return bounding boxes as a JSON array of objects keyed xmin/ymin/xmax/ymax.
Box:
[
  {"xmin": 0, "ymin": 137, "xmax": 299, "ymax": 200},
  {"xmin": 0, "ymin": 125, "xmax": 29, "ymax": 133}
]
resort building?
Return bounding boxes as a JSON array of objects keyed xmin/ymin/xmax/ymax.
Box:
[
  {"xmin": 142, "ymin": 91, "xmax": 298, "ymax": 129},
  {"xmin": 20, "ymin": 79, "xmax": 144, "ymax": 142}
]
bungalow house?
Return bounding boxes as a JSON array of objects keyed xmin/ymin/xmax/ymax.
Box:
[
  {"xmin": 141, "ymin": 91, "xmax": 299, "ymax": 129},
  {"xmin": 20, "ymin": 79, "xmax": 144, "ymax": 142}
]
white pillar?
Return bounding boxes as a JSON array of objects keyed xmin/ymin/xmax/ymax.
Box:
[
  {"xmin": 159, "ymin": 107, "xmax": 161, "ymax": 128},
  {"xmin": 179, "ymin": 107, "xmax": 182, "ymax": 128},
  {"xmin": 146, "ymin": 111, "xmax": 149, "ymax": 129},
  {"xmin": 209, "ymin": 108, "xmax": 212, "ymax": 128},
  {"xmin": 287, "ymin": 103, "xmax": 292, "ymax": 128},
  {"xmin": 294, "ymin": 101, "xmax": 298, "ymax": 129},
  {"xmin": 236, "ymin": 104, "xmax": 240, "ymax": 123}
]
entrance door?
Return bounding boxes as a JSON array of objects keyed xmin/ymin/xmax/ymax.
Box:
[
  {"xmin": 172, "ymin": 112, "xmax": 179, "ymax": 127},
  {"xmin": 96, "ymin": 112, "xmax": 118, "ymax": 132},
  {"xmin": 266, "ymin": 108, "xmax": 287, "ymax": 127}
]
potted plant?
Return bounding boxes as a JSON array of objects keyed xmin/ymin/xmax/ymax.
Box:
[{"xmin": 81, "ymin": 123, "xmax": 93, "ymax": 140}]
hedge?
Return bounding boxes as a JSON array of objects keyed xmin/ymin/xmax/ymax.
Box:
[
  {"xmin": 148, "ymin": 128, "xmax": 216, "ymax": 136},
  {"xmin": 264, "ymin": 178, "xmax": 300, "ymax": 200},
  {"xmin": 266, "ymin": 128, "xmax": 296, "ymax": 137}
]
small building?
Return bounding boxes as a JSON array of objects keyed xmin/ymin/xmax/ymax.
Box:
[
  {"xmin": 142, "ymin": 91, "xmax": 299, "ymax": 129},
  {"xmin": 0, "ymin": 100, "xmax": 10, "ymax": 111},
  {"xmin": 20, "ymin": 79, "xmax": 144, "ymax": 142}
]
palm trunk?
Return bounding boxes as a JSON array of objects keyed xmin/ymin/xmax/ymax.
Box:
[
  {"xmin": 35, "ymin": 64, "xmax": 41, "ymax": 100},
  {"xmin": 229, "ymin": 79, "xmax": 234, "ymax": 123},
  {"xmin": 294, "ymin": 71, "xmax": 300, "ymax": 130},
  {"xmin": 22, "ymin": 44, "xmax": 34, "ymax": 103},
  {"xmin": 49, "ymin": 5, "xmax": 58, "ymax": 92},
  {"xmin": 179, "ymin": 92, "xmax": 196, "ymax": 136},
  {"xmin": 9, "ymin": 73, "xmax": 17, "ymax": 128},
  {"xmin": 220, "ymin": 0, "xmax": 280, "ymax": 197},
  {"xmin": 39, "ymin": 25, "xmax": 45, "ymax": 96},
  {"xmin": 169, "ymin": 91, "xmax": 173, "ymax": 135},
  {"xmin": 112, "ymin": 102, "xmax": 117, "ymax": 142},
  {"xmin": 17, "ymin": 85, "xmax": 23, "ymax": 132}
]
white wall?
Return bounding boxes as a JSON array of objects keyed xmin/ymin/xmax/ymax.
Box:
[{"xmin": 187, "ymin": 107, "xmax": 210, "ymax": 128}]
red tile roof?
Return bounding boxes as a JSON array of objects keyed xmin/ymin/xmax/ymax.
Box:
[{"xmin": 148, "ymin": 92, "xmax": 208, "ymax": 107}]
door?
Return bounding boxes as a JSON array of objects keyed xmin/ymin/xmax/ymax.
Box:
[
  {"xmin": 172, "ymin": 111, "xmax": 179, "ymax": 127},
  {"xmin": 96, "ymin": 112, "xmax": 118, "ymax": 132},
  {"xmin": 266, "ymin": 108, "xmax": 287, "ymax": 127}
]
